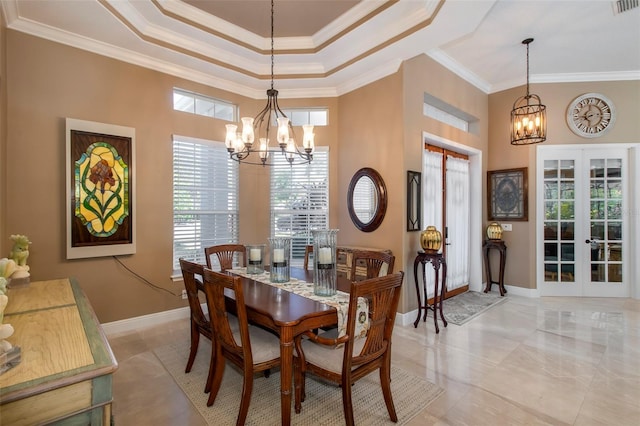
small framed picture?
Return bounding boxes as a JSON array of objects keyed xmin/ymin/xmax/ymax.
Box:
[
  {"xmin": 406, "ymin": 171, "xmax": 421, "ymax": 231},
  {"xmin": 487, "ymin": 167, "xmax": 528, "ymax": 221}
]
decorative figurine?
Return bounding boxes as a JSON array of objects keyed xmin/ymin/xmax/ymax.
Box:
[{"xmin": 8, "ymin": 235, "xmax": 31, "ymax": 283}]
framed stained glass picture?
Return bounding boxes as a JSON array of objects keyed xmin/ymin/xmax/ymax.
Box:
[
  {"xmin": 488, "ymin": 167, "xmax": 528, "ymax": 221},
  {"xmin": 66, "ymin": 118, "xmax": 136, "ymax": 259}
]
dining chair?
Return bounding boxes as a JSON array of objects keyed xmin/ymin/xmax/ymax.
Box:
[
  {"xmin": 350, "ymin": 249, "xmax": 395, "ymax": 281},
  {"xmin": 293, "ymin": 271, "xmax": 404, "ymax": 426},
  {"xmin": 204, "ymin": 244, "xmax": 246, "ymax": 271},
  {"xmin": 179, "ymin": 259, "xmax": 213, "ymax": 385},
  {"xmin": 201, "ymin": 267, "xmax": 281, "ymax": 425},
  {"xmin": 303, "ymin": 245, "xmax": 313, "ymax": 270}
]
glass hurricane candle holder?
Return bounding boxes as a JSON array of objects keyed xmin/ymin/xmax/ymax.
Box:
[
  {"xmin": 268, "ymin": 237, "xmax": 291, "ymax": 283},
  {"xmin": 246, "ymin": 244, "xmax": 265, "ymax": 274},
  {"xmin": 312, "ymin": 229, "xmax": 339, "ymax": 296}
]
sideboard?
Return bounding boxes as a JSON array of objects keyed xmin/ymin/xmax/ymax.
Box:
[
  {"xmin": 336, "ymin": 245, "xmax": 393, "ymax": 281},
  {"xmin": 0, "ymin": 278, "xmax": 117, "ymax": 425}
]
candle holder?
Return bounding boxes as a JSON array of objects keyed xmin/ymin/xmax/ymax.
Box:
[
  {"xmin": 246, "ymin": 244, "xmax": 265, "ymax": 274},
  {"xmin": 268, "ymin": 237, "xmax": 291, "ymax": 283},
  {"xmin": 312, "ymin": 229, "xmax": 339, "ymax": 296}
]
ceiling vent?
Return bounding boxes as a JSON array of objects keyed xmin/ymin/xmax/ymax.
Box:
[{"xmin": 613, "ymin": 0, "xmax": 639, "ymax": 14}]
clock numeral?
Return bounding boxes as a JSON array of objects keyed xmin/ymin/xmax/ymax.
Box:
[
  {"xmin": 602, "ymin": 112, "xmax": 611, "ymax": 119},
  {"xmin": 588, "ymin": 98, "xmax": 598, "ymax": 104},
  {"xmin": 601, "ymin": 119, "xmax": 609, "ymax": 127},
  {"xmin": 601, "ymin": 105, "xmax": 609, "ymax": 112}
]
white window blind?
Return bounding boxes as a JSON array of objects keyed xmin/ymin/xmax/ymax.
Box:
[
  {"xmin": 173, "ymin": 136, "xmax": 239, "ymax": 273},
  {"xmin": 270, "ymin": 148, "xmax": 329, "ymax": 266}
]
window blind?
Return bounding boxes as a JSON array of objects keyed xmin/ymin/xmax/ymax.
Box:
[
  {"xmin": 173, "ymin": 136, "xmax": 239, "ymax": 273},
  {"xmin": 270, "ymin": 147, "xmax": 329, "ymax": 266}
]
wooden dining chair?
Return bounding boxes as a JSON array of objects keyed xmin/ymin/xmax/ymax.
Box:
[
  {"xmin": 178, "ymin": 259, "xmax": 213, "ymax": 381},
  {"xmin": 204, "ymin": 244, "xmax": 246, "ymax": 271},
  {"xmin": 201, "ymin": 268, "xmax": 281, "ymax": 425},
  {"xmin": 293, "ymin": 271, "xmax": 404, "ymax": 426},
  {"xmin": 303, "ymin": 245, "xmax": 314, "ymax": 270},
  {"xmin": 350, "ymin": 249, "xmax": 395, "ymax": 281}
]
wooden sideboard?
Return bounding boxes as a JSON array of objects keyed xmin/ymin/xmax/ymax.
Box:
[
  {"xmin": 336, "ymin": 246, "xmax": 393, "ymax": 281},
  {"xmin": 0, "ymin": 278, "xmax": 117, "ymax": 425}
]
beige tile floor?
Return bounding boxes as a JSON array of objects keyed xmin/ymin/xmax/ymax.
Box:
[{"xmin": 107, "ymin": 294, "xmax": 640, "ymax": 425}]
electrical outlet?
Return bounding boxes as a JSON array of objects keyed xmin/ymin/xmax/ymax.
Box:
[
  {"xmin": 502, "ymin": 223, "xmax": 512, "ymax": 231},
  {"xmin": 181, "ymin": 289, "xmax": 188, "ymax": 300}
]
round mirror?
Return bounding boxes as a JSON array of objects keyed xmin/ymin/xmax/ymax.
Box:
[{"xmin": 347, "ymin": 167, "xmax": 387, "ymax": 232}]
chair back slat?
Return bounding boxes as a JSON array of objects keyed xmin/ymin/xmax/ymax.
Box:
[{"xmin": 204, "ymin": 244, "xmax": 246, "ymax": 271}]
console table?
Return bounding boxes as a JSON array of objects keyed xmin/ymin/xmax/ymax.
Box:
[
  {"xmin": 483, "ymin": 240, "xmax": 507, "ymax": 296},
  {"xmin": 413, "ymin": 251, "xmax": 448, "ymax": 333},
  {"xmin": 0, "ymin": 278, "xmax": 117, "ymax": 425}
]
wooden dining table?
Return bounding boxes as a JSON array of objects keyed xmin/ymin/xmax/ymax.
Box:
[{"xmin": 227, "ymin": 267, "xmax": 350, "ymax": 426}]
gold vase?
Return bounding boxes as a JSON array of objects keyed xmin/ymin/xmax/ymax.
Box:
[
  {"xmin": 420, "ymin": 226, "xmax": 442, "ymax": 253},
  {"xmin": 486, "ymin": 222, "xmax": 503, "ymax": 240}
]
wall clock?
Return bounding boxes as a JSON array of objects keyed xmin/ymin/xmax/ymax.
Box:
[{"xmin": 566, "ymin": 93, "xmax": 616, "ymax": 138}]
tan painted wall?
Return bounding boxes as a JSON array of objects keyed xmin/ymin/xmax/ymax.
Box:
[
  {"xmin": 2, "ymin": 31, "xmax": 337, "ymax": 322},
  {"xmin": 488, "ymin": 80, "xmax": 640, "ymax": 289}
]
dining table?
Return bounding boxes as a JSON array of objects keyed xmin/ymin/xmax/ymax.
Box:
[{"xmin": 226, "ymin": 267, "xmax": 350, "ymax": 426}]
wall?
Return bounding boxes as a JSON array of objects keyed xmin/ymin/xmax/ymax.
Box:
[
  {"xmin": 488, "ymin": 80, "xmax": 640, "ymax": 290},
  {"xmin": 2, "ymin": 31, "xmax": 338, "ymax": 322}
]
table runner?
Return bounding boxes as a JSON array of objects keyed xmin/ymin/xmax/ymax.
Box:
[{"xmin": 229, "ymin": 268, "xmax": 368, "ymax": 340}]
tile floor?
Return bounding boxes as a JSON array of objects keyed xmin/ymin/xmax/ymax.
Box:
[{"xmin": 107, "ymin": 294, "xmax": 640, "ymax": 425}]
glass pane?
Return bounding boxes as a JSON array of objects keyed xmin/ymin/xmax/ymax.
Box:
[
  {"xmin": 309, "ymin": 110, "xmax": 328, "ymax": 126},
  {"xmin": 607, "ymin": 159, "xmax": 622, "ymax": 178},
  {"xmin": 544, "ymin": 182, "xmax": 558, "ymax": 199},
  {"xmin": 591, "ymin": 201, "xmax": 605, "ymax": 219},
  {"xmin": 544, "ymin": 243, "xmax": 558, "ymax": 261},
  {"xmin": 560, "ymin": 182, "xmax": 574, "ymax": 199},
  {"xmin": 545, "ymin": 201, "xmax": 558, "ymax": 220},
  {"xmin": 560, "ymin": 201, "xmax": 574, "ymax": 220},
  {"xmin": 560, "ymin": 160, "xmax": 574, "ymax": 178},
  {"xmin": 590, "ymin": 180, "xmax": 605, "ymax": 198},
  {"xmin": 544, "ymin": 160, "xmax": 558, "ymax": 179},
  {"xmin": 609, "ymin": 244, "xmax": 622, "ymax": 261},
  {"xmin": 592, "ymin": 243, "xmax": 607, "ymax": 261},
  {"xmin": 607, "ymin": 200, "xmax": 622, "ymax": 219},
  {"xmin": 290, "ymin": 111, "xmax": 308, "ymax": 126},
  {"xmin": 608, "ymin": 264, "xmax": 622, "ymax": 282},
  {"xmin": 607, "ymin": 222, "xmax": 622, "ymax": 240},
  {"xmin": 544, "ymin": 222, "xmax": 558, "ymax": 239},
  {"xmin": 560, "ymin": 264, "xmax": 575, "ymax": 282},
  {"xmin": 591, "ymin": 264, "xmax": 605, "ymax": 282},
  {"xmin": 195, "ymin": 98, "xmax": 215, "ymax": 117},
  {"xmin": 215, "ymin": 104, "xmax": 234, "ymax": 121},
  {"xmin": 544, "ymin": 263, "xmax": 558, "ymax": 281},
  {"xmin": 173, "ymin": 92, "xmax": 194, "ymax": 112},
  {"xmin": 590, "ymin": 222, "xmax": 605, "ymax": 240},
  {"xmin": 560, "ymin": 243, "xmax": 574, "ymax": 261},
  {"xmin": 590, "ymin": 159, "xmax": 605, "ymax": 178},
  {"xmin": 607, "ymin": 181, "xmax": 622, "ymax": 198},
  {"xmin": 560, "ymin": 222, "xmax": 574, "ymax": 240}
]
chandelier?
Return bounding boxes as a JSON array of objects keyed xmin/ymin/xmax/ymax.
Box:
[
  {"xmin": 510, "ymin": 38, "xmax": 546, "ymax": 145},
  {"xmin": 225, "ymin": 0, "xmax": 314, "ymax": 165}
]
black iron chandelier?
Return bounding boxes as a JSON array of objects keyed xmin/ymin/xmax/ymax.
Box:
[
  {"xmin": 225, "ymin": 0, "xmax": 314, "ymax": 165},
  {"xmin": 510, "ymin": 38, "xmax": 547, "ymax": 145}
]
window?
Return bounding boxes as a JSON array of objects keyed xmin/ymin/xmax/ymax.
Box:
[
  {"xmin": 270, "ymin": 148, "xmax": 329, "ymax": 266},
  {"xmin": 173, "ymin": 88, "xmax": 236, "ymax": 122},
  {"xmin": 281, "ymin": 108, "xmax": 328, "ymax": 126},
  {"xmin": 173, "ymin": 136, "xmax": 239, "ymax": 274},
  {"xmin": 423, "ymin": 93, "xmax": 477, "ymax": 134}
]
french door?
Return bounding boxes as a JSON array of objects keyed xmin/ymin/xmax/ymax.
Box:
[
  {"xmin": 538, "ymin": 146, "xmax": 629, "ymax": 297},
  {"xmin": 423, "ymin": 145, "xmax": 470, "ymax": 299}
]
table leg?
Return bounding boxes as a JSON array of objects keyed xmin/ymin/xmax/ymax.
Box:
[
  {"xmin": 413, "ymin": 257, "xmax": 422, "ymax": 328},
  {"xmin": 432, "ymin": 265, "xmax": 440, "ymax": 334},
  {"xmin": 279, "ymin": 327, "xmax": 294, "ymax": 426},
  {"xmin": 439, "ymin": 261, "xmax": 448, "ymax": 327}
]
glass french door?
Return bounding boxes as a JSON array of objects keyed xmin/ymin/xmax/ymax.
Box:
[{"xmin": 538, "ymin": 147, "xmax": 629, "ymax": 297}]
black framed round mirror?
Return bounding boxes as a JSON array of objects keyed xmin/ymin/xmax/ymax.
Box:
[{"xmin": 347, "ymin": 167, "xmax": 387, "ymax": 232}]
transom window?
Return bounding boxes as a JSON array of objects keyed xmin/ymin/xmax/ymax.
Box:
[{"xmin": 173, "ymin": 88, "xmax": 237, "ymax": 122}]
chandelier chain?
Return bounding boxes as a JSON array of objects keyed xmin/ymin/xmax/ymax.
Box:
[{"xmin": 270, "ymin": 0, "xmax": 274, "ymax": 91}]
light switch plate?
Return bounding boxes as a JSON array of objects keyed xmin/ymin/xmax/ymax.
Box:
[{"xmin": 502, "ymin": 223, "xmax": 512, "ymax": 231}]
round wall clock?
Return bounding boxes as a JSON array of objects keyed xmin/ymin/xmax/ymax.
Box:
[{"xmin": 566, "ymin": 93, "xmax": 616, "ymax": 138}]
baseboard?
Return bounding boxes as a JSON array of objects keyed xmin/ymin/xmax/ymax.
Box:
[{"xmin": 102, "ymin": 306, "xmax": 191, "ymax": 336}]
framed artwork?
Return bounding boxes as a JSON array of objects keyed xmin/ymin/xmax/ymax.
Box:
[
  {"xmin": 66, "ymin": 118, "xmax": 136, "ymax": 259},
  {"xmin": 406, "ymin": 170, "xmax": 421, "ymax": 231},
  {"xmin": 487, "ymin": 167, "xmax": 528, "ymax": 221}
]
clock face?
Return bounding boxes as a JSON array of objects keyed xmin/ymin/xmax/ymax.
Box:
[{"xmin": 567, "ymin": 93, "xmax": 616, "ymax": 138}]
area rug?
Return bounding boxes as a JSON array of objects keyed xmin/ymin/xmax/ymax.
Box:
[
  {"xmin": 433, "ymin": 291, "xmax": 507, "ymax": 325},
  {"xmin": 155, "ymin": 340, "xmax": 443, "ymax": 425}
]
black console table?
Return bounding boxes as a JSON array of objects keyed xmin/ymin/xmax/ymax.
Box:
[
  {"xmin": 413, "ymin": 251, "xmax": 448, "ymax": 333},
  {"xmin": 482, "ymin": 239, "xmax": 507, "ymax": 296}
]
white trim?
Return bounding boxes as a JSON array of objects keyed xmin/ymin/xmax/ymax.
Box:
[{"xmin": 102, "ymin": 306, "xmax": 191, "ymax": 336}]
